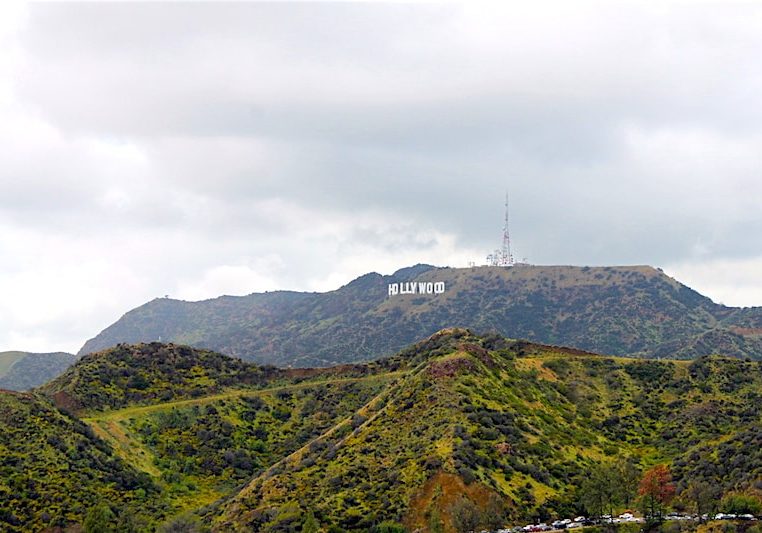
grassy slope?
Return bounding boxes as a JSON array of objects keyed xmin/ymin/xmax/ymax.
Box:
[
  {"xmin": 0, "ymin": 391, "xmax": 164, "ymax": 532},
  {"xmin": 13, "ymin": 343, "xmax": 399, "ymax": 525},
  {"xmin": 6, "ymin": 334, "xmax": 762, "ymax": 532},
  {"xmin": 211, "ymin": 330, "xmax": 762, "ymax": 532},
  {"xmin": 82, "ymin": 374, "xmax": 401, "ymax": 513},
  {"xmin": 41, "ymin": 342, "xmax": 390, "ymax": 414}
]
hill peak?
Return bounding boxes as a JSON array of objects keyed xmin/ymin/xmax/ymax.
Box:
[{"xmin": 41, "ymin": 343, "xmax": 272, "ymax": 413}]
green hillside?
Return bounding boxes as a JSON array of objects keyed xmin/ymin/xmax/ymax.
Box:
[
  {"xmin": 0, "ymin": 390, "xmax": 164, "ymax": 532},
  {"xmin": 78, "ymin": 265, "xmax": 762, "ymax": 366},
  {"xmin": 210, "ymin": 330, "xmax": 762, "ymax": 532},
  {"xmin": 0, "ymin": 351, "xmax": 77, "ymax": 391},
  {"xmin": 40, "ymin": 342, "xmax": 391, "ymax": 414},
  {"xmin": 3, "ymin": 334, "xmax": 761, "ymax": 532},
  {"xmin": 5, "ymin": 343, "xmax": 398, "ymax": 531}
]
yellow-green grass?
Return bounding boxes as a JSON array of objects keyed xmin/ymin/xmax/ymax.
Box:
[{"xmin": 83, "ymin": 372, "xmax": 405, "ymax": 475}]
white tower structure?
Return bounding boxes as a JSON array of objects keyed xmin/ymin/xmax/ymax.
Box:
[{"xmin": 487, "ymin": 192, "xmax": 515, "ymax": 267}]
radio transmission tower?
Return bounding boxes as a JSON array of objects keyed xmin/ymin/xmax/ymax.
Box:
[{"xmin": 487, "ymin": 192, "xmax": 515, "ymax": 267}]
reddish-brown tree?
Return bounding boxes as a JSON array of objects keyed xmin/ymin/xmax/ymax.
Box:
[{"xmin": 638, "ymin": 464, "xmax": 675, "ymax": 521}]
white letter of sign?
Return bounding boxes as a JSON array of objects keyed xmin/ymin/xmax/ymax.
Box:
[
  {"xmin": 388, "ymin": 283, "xmax": 399, "ymax": 296},
  {"xmin": 434, "ymin": 282, "xmax": 445, "ymax": 294}
]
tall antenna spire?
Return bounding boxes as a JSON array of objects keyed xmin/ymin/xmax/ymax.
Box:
[
  {"xmin": 501, "ymin": 191, "xmax": 514, "ymax": 266},
  {"xmin": 487, "ymin": 191, "xmax": 515, "ymax": 267}
]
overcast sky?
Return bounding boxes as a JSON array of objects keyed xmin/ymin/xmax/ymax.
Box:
[{"xmin": 1, "ymin": 2, "xmax": 761, "ymax": 353}]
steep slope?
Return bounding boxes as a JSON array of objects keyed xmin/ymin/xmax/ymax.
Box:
[
  {"xmin": 209, "ymin": 329, "xmax": 762, "ymax": 532},
  {"xmin": 0, "ymin": 390, "xmax": 163, "ymax": 532},
  {"xmin": 32, "ymin": 342, "xmax": 402, "ymax": 528},
  {"xmin": 80, "ymin": 264, "xmax": 762, "ymax": 364},
  {"xmin": 4, "ymin": 343, "xmax": 399, "ymax": 531},
  {"xmin": 84, "ymin": 374, "xmax": 398, "ymax": 514},
  {"xmin": 0, "ymin": 351, "xmax": 77, "ymax": 391}
]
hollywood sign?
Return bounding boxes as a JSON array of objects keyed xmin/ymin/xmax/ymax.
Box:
[{"xmin": 388, "ymin": 281, "xmax": 445, "ymax": 297}]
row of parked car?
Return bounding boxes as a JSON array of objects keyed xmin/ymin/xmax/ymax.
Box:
[
  {"xmin": 496, "ymin": 513, "xmax": 642, "ymax": 533},
  {"xmin": 661, "ymin": 512, "xmax": 759, "ymax": 522},
  {"xmin": 492, "ymin": 512, "xmax": 758, "ymax": 533},
  {"xmin": 711, "ymin": 513, "xmax": 758, "ymax": 521}
]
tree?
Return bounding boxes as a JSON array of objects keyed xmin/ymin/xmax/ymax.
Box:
[
  {"xmin": 616, "ymin": 458, "xmax": 641, "ymax": 508},
  {"xmin": 303, "ymin": 511, "xmax": 320, "ymax": 533},
  {"xmin": 262, "ymin": 502, "xmax": 302, "ymax": 532},
  {"xmin": 482, "ymin": 493, "xmax": 507, "ymax": 530},
  {"xmin": 159, "ymin": 513, "xmax": 202, "ymax": 533},
  {"xmin": 638, "ymin": 464, "xmax": 675, "ymax": 522},
  {"xmin": 451, "ymin": 496, "xmax": 480, "ymax": 533},
  {"xmin": 580, "ymin": 463, "xmax": 620, "ymax": 520},
  {"xmin": 83, "ymin": 503, "xmax": 115, "ymax": 533},
  {"xmin": 721, "ymin": 493, "xmax": 762, "ymax": 515},
  {"xmin": 682, "ymin": 481, "xmax": 720, "ymax": 520}
]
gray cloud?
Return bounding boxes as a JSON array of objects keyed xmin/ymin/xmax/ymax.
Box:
[{"xmin": 1, "ymin": 2, "xmax": 761, "ymax": 352}]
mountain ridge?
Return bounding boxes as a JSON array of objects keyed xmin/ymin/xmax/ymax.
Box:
[{"xmin": 79, "ymin": 264, "xmax": 762, "ymax": 365}]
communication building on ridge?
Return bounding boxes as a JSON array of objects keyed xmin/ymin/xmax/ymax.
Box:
[{"xmin": 486, "ymin": 192, "xmax": 516, "ymax": 267}]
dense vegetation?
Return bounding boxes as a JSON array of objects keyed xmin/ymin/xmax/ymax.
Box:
[
  {"xmin": 211, "ymin": 330, "xmax": 762, "ymax": 532},
  {"xmin": 0, "ymin": 391, "xmax": 162, "ymax": 532},
  {"xmin": 2, "ymin": 332, "xmax": 761, "ymax": 532},
  {"xmin": 0, "ymin": 351, "xmax": 77, "ymax": 391},
  {"xmin": 2, "ymin": 344, "xmax": 397, "ymax": 531},
  {"xmin": 79, "ymin": 265, "xmax": 762, "ymax": 366},
  {"xmin": 40, "ymin": 342, "xmax": 392, "ymax": 415},
  {"xmin": 39, "ymin": 343, "xmax": 283, "ymax": 413}
]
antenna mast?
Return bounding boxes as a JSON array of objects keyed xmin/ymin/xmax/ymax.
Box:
[
  {"xmin": 487, "ymin": 191, "xmax": 515, "ymax": 267},
  {"xmin": 501, "ymin": 192, "xmax": 514, "ymax": 266}
]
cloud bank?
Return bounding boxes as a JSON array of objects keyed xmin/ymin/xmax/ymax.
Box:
[{"xmin": 1, "ymin": 2, "xmax": 761, "ymax": 352}]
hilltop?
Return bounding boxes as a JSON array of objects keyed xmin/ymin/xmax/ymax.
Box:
[
  {"xmin": 2, "ymin": 332, "xmax": 761, "ymax": 532},
  {"xmin": 40, "ymin": 342, "xmax": 385, "ymax": 414},
  {"xmin": 0, "ymin": 350, "xmax": 77, "ymax": 391},
  {"xmin": 79, "ymin": 264, "xmax": 762, "ymax": 365}
]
